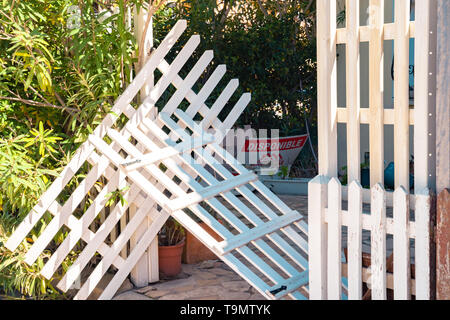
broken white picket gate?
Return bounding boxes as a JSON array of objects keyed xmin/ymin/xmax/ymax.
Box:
[{"xmin": 5, "ymin": 20, "xmax": 310, "ymax": 300}]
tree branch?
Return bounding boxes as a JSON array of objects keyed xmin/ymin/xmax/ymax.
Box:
[
  {"xmin": 137, "ymin": 0, "xmax": 167, "ymax": 71},
  {"xmin": 0, "ymin": 96, "xmax": 78, "ymax": 113}
]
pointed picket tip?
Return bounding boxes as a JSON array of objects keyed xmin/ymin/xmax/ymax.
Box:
[
  {"xmin": 241, "ymin": 92, "xmax": 251, "ymax": 102},
  {"xmin": 309, "ymin": 175, "xmax": 330, "ymax": 186},
  {"xmin": 215, "ymin": 64, "xmax": 227, "ymax": 74},
  {"xmin": 188, "ymin": 34, "xmax": 201, "ymax": 45},
  {"xmin": 175, "ymin": 19, "xmax": 188, "ymax": 28},
  {"xmin": 230, "ymin": 78, "xmax": 239, "ymax": 85},
  {"xmin": 394, "ymin": 185, "xmax": 408, "ymax": 198},
  {"xmin": 415, "ymin": 187, "xmax": 430, "ymax": 197},
  {"xmin": 202, "ymin": 49, "xmax": 214, "ymax": 59},
  {"xmin": 371, "ymin": 182, "xmax": 385, "ymax": 193},
  {"xmin": 349, "ymin": 180, "xmax": 363, "ymax": 192},
  {"xmin": 329, "ymin": 176, "xmax": 342, "ymax": 188}
]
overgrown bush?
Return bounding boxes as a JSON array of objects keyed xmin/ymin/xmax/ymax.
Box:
[{"xmin": 0, "ymin": 0, "xmax": 318, "ymax": 299}]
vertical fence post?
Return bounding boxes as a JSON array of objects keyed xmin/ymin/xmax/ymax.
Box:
[
  {"xmin": 317, "ymin": 0, "xmax": 337, "ymax": 177},
  {"xmin": 345, "ymin": 0, "xmax": 361, "ymax": 183},
  {"xmin": 308, "ymin": 175, "xmax": 329, "ymax": 299},
  {"xmin": 414, "ymin": 0, "xmax": 437, "ymax": 192},
  {"xmin": 347, "ymin": 181, "xmax": 363, "ymax": 299},
  {"xmin": 415, "ymin": 187, "xmax": 431, "ymax": 300},
  {"xmin": 130, "ymin": 4, "xmax": 158, "ymax": 286},
  {"xmin": 393, "ymin": 0, "xmax": 411, "ymax": 189},
  {"xmin": 369, "ymin": 0, "xmax": 385, "ymax": 187},
  {"xmin": 393, "ymin": 186, "xmax": 411, "ymax": 299},
  {"xmin": 371, "ymin": 183, "xmax": 387, "ymax": 300},
  {"xmin": 327, "ymin": 177, "xmax": 342, "ymax": 299}
]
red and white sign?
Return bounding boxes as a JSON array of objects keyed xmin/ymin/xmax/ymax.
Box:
[{"xmin": 243, "ymin": 134, "xmax": 308, "ymax": 167}]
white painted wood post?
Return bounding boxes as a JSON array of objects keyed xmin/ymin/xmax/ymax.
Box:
[
  {"xmin": 345, "ymin": 0, "xmax": 361, "ymax": 183},
  {"xmin": 308, "ymin": 175, "xmax": 329, "ymax": 299},
  {"xmin": 393, "ymin": 0, "xmax": 411, "ymax": 189},
  {"xmin": 130, "ymin": 4, "xmax": 159, "ymax": 286},
  {"xmin": 369, "ymin": 0, "xmax": 385, "ymax": 187},
  {"xmin": 415, "ymin": 187, "xmax": 431, "ymax": 300},
  {"xmin": 393, "ymin": 186, "xmax": 411, "ymax": 299},
  {"xmin": 347, "ymin": 180, "xmax": 363, "ymax": 300},
  {"xmin": 414, "ymin": 0, "xmax": 437, "ymax": 192},
  {"xmin": 371, "ymin": 183, "xmax": 387, "ymax": 300},
  {"xmin": 327, "ymin": 177, "xmax": 342, "ymax": 299},
  {"xmin": 317, "ymin": 0, "xmax": 337, "ymax": 177}
]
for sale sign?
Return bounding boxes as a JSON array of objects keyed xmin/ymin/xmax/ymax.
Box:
[{"xmin": 242, "ymin": 134, "xmax": 308, "ymax": 173}]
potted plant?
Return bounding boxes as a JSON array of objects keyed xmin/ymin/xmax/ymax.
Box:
[{"xmin": 158, "ymin": 217, "xmax": 186, "ymax": 277}]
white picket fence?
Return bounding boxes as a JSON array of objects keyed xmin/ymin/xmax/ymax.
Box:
[
  {"xmin": 313, "ymin": 0, "xmax": 436, "ymax": 300},
  {"xmin": 308, "ymin": 176, "xmax": 431, "ymax": 300}
]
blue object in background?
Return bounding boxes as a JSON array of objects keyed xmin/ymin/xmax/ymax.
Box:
[{"xmin": 384, "ymin": 162, "xmax": 414, "ymax": 190}]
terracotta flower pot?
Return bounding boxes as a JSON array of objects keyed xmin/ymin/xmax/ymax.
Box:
[
  {"xmin": 158, "ymin": 240, "xmax": 185, "ymax": 277},
  {"xmin": 182, "ymin": 222, "xmax": 222, "ymax": 264}
]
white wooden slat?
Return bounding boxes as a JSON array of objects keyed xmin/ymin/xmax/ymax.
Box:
[
  {"xmin": 336, "ymin": 22, "xmax": 415, "ymax": 44},
  {"xmin": 337, "ymin": 108, "xmax": 414, "ymax": 126},
  {"xmin": 58, "ymin": 193, "xmax": 150, "ymax": 293},
  {"xmin": 57, "ymin": 197, "xmax": 154, "ymax": 293},
  {"xmin": 317, "ymin": 0, "xmax": 337, "ymax": 177},
  {"xmin": 119, "ymin": 132, "xmax": 214, "ymax": 171},
  {"xmin": 45, "ymin": 198, "xmax": 126, "ymax": 271},
  {"xmin": 87, "ymin": 135, "xmax": 169, "ymax": 207},
  {"xmin": 216, "ymin": 211, "xmax": 304, "ymax": 254},
  {"xmin": 308, "ymin": 175, "xmax": 329, "ymax": 299},
  {"xmin": 345, "ymin": 0, "xmax": 361, "ymax": 182},
  {"xmin": 325, "ymin": 209, "xmax": 416, "ymax": 238},
  {"xmin": 341, "ymin": 184, "xmax": 416, "ymax": 211},
  {"xmin": 221, "ymin": 252, "xmax": 273, "ymax": 300},
  {"xmin": 219, "ymin": 92, "xmax": 252, "ymax": 134},
  {"xmin": 156, "ymin": 59, "xmax": 225, "ymax": 130},
  {"xmin": 5, "ymin": 142, "xmax": 95, "ymax": 252},
  {"xmin": 40, "ymin": 169, "xmax": 130, "ymax": 280},
  {"xmin": 414, "ymin": 0, "xmax": 434, "ymax": 191},
  {"xmin": 369, "ymin": 0, "xmax": 385, "ymax": 187},
  {"xmin": 201, "ymin": 78, "xmax": 239, "ymax": 129},
  {"xmin": 371, "ymin": 183, "xmax": 387, "ymax": 300},
  {"xmin": 170, "ymin": 109, "xmax": 309, "ymax": 267},
  {"xmin": 394, "ymin": 0, "xmax": 411, "ymax": 189},
  {"xmin": 72, "ymin": 197, "xmax": 168, "ymax": 299},
  {"xmin": 347, "ymin": 181, "xmax": 363, "ymax": 300},
  {"xmin": 185, "ymin": 64, "xmax": 227, "ymax": 116},
  {"xmin": 415, "ymin": 188, "xmax": 431, "ymax": 300},
  {"xmin": 160, "ymin": 50, "xmax": 214, "ymax": 116},
  {"xmin": 93, "ymin": 20, "xmax": 188, "ymax": 138},
  {"xmin": 98, "ymin": 209, "xmax": 171, "ymax": 300},
  {"xmin": 327, "ymin": 177, "xmax": 342, "ymax": 299},
  {"xmin": 166, "ymin": 172, "xmax": 257, "ymax": 212},
  {"xmin": 393, "ymin": 186, "xmax": 411, "ymax": 299},
  {"xmin": 266, "ymin": 270, "xmax": 309, "ymax": 300},
  {"xmin": 24, "ymin": 155, "xmax": 112, "ymax": 265}
]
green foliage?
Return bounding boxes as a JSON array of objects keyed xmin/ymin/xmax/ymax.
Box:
[
  {"xmin": 105, "ymin": 186, "xmax": 130, "ymax": 207},
  {"xmin": 0, "ymin": 0, "xmax": 319, "ymax": 299},
  {"xmin": 158, "ymin": 217, "xmax": 185, "ymax": 246}
]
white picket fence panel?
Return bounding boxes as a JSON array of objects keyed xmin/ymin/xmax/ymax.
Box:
[
  {"xmin": 313, "ymin": 0, "xmax": 435, "ymax": 300},
  {"xmin": 309, "ymin": 176, "xmax": 431, "ymax": 300},
  {"xmin": 5, "ymin": 20, "xmax": 309, "ymax": 300}
]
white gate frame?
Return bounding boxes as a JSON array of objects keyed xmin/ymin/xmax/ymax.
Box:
[{"xmin": 310, "ymin": 0, "xmax": 436, "ymax": 300}]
